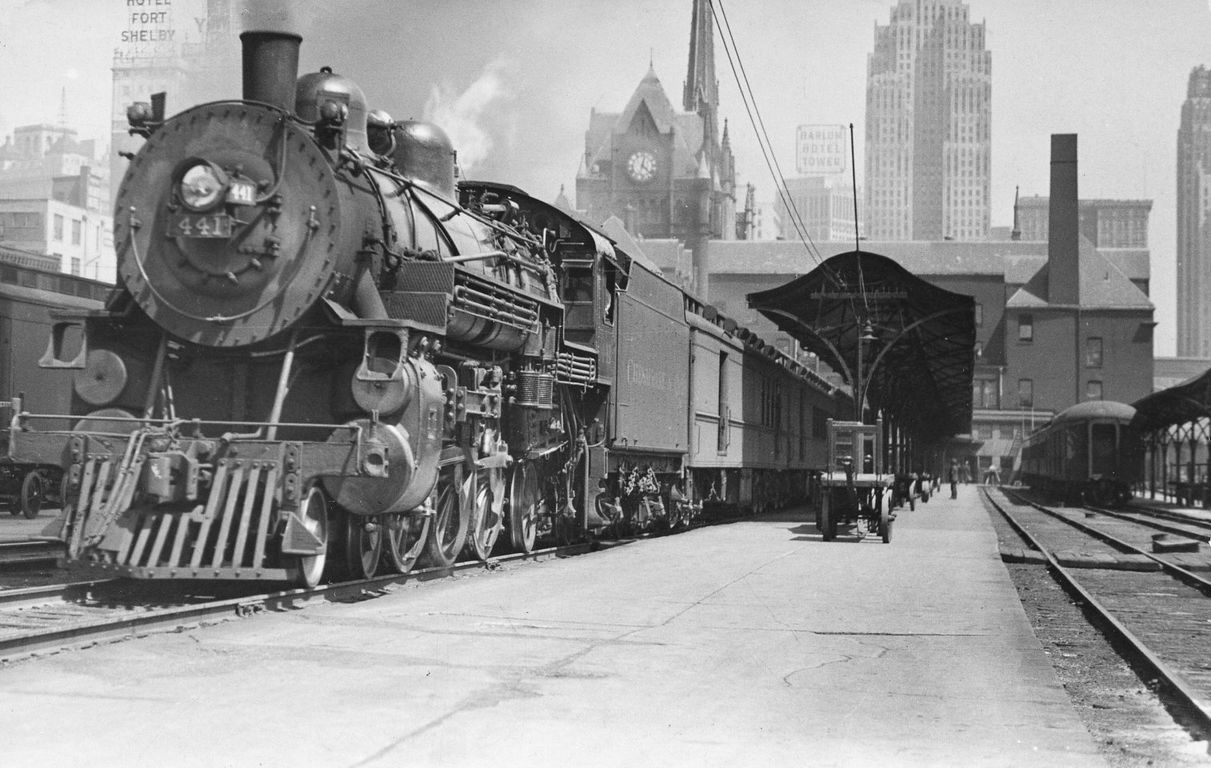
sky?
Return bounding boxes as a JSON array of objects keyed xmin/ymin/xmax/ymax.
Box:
[{"xmin": 0, "ymin": 0, "xmax": 1209, "ymax": 356}]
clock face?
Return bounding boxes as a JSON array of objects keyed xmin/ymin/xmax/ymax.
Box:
[{"xmin": 627, "ymin": 150, "xmax": 657, "ymax": 183}]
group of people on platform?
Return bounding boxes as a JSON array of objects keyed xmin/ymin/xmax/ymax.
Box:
[{"xmin": 894, "ymin": 459, "xmax": 1002, "ymax": 505}]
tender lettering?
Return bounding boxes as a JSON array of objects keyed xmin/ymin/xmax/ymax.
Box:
[{"xmin": 626, "ymin": 360, "xmax": 672, "ymax": 392}]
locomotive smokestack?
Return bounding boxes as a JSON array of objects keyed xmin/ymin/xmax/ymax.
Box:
[{"xmin": 241, "ymin": 31, "xmax": 301, "ymax": 112}]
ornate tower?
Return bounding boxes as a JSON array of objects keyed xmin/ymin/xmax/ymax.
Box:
[{"xmin": 575, "ymin": 0, "xmax": 735, "ymax": 298}]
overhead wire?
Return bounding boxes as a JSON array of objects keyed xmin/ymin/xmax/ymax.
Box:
[
  {"xmin": 708, "ymin": 0, "xmax": 823, "ymax": 267},
  {"xmin": 710, "ymin": 0, "xmax": 858, "ymax": 300},
  {"xmin": 710, "ymin": 0, "xmax": 872, "ymax": 393}
]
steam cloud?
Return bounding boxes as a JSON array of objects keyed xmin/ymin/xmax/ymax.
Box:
[{"xmin": 422, "ymin": 59, "xmax": 514, "ymax": 173}]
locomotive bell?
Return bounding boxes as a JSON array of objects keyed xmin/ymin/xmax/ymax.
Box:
[
  {"xmin": 392, "ymin": 121, "xmax": 456, "ymax": 198},
  {"xmin": 295, "ymin": 67, "xmax": 369, "ymax": 152}
]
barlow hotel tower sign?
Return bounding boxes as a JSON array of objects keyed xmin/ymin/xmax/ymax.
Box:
[{"xmin": 795, "ymin": 124, "xmax": 847, "ymax": 176}]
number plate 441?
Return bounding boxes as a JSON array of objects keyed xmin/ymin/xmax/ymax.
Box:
[{"xmin": 171, "ymin": 212, "xmax": 233, "ymax": 238}]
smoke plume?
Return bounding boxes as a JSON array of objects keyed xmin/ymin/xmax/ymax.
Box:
[{"xmin": 422, "ymin": 58, "xmax": 514, "ymax": 174}]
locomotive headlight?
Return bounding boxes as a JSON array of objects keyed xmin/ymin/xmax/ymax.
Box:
[{"xmin": 177, "ymin": 161, "xmax": 229, "ymax": 212}]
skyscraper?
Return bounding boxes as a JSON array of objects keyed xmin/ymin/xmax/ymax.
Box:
[
  {"xmin": 1177, "ymin": 65, "xmax": 1211, "ymax": 357},
  {"xmin": 864, "ymin": 0, "xmax": 991, "ymax": 241}
]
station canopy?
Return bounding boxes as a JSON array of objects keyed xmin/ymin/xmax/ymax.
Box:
[
  {"xmin": 1131, "ymin": 367, "xmax": 1211, "ymax": 431},
  {"xmin": 747, "ymin": 249, "xmax": 976, "ymax": 442}
]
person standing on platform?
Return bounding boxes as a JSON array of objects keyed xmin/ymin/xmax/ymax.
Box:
[
  {"xmin": 984, "ymin": 463, "xmax": 1002, "ymax": 485},
  {"xmin": 949, "ymin": 459, "xmax": 959, "ymax": 499}
]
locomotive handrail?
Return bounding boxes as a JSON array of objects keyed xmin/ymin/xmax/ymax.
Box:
[
  {"xmin": 11, "ymin": 412, "xmax": 368, "ymax": 435},
  {"xmin": 123, "ymin": 205, "xmax": 317, "ymax": 325}
]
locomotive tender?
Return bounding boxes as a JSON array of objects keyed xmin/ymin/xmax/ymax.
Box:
[
  {"xmin": 9, "ymin": 31, "xmax": 842, "ymax": 586},
  {"xmin": 1018, "ymin": 400, "xmax": 1143, "ymax": 507}
]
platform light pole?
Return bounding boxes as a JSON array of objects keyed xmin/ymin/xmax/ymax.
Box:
[{"xmin": 854, "ymin": 319, "xmax": 877, "ymax": 422}]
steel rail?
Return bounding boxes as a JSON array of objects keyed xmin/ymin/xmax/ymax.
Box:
[
  {"xmin": 1003, "ymin": 489, "xmax": 1211, "ymax": 595},
  {"xmin": 1081, "ymin": 503, "xmax": 1211, "ymax": 542},
  {"xmin": 984, "ymin": 488, "xmax": 1211, "ymax": 736},
  {"xmin": 0, "ymin": 540, "xmax": 64, "ymax": 568},
  {"xmin": 0, "ymin": 538, "xmax": 623, "ymax": 662},
  {"xmin": 1127, "ymin": 502, "xmax": 1211, "ymax": 532}
]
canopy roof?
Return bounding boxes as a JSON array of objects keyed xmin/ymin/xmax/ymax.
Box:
[
  {"xmin": 1132, "ymin": 366, "xmax": 1211, "ymax": 431},
  {"xmin": 747, "ymin": 250, "xmax": 975, "ymax": 441}
]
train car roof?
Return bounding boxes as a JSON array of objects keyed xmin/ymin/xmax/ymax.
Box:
[
  {"xmin": 1049, "ymin": 400, "xmax": 1137, "ymax": 426},
  {"xmin": 0, "ymin": 281, "xmax": 105, "ymax": 310}
]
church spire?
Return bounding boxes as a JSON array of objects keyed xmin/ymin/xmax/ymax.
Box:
[
  {"xmin": 57, "ymin": 86, "xmax": 69, "ymax": 126},
  {"xmin": 683, "ymin": 0, "xmax": 717, "ymax": 115}
]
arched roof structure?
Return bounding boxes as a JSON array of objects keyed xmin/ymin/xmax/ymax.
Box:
[
  {"xmin": 747, "ymin": 250, "xmax": 976, "ymax": 442},
  {"xmin": 1132, "ymin": 367, "xmax": 1211, "ymax": 431}
]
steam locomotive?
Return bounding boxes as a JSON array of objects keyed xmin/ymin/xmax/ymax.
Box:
[{"xmin": 9, "ymin": 32, "xmax": 842, "ymax": 586}]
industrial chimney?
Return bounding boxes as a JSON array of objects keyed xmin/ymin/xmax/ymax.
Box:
[{"xmin": 1047, "ymin": 134, "xmax": 1080, "ymax": 305}]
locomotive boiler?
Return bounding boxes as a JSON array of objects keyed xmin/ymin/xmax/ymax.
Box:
[{"xmin": 14, "ymin": 31, "xmax": 610, "ymax": 586}]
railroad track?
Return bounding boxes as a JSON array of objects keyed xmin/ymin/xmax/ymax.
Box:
[
  {"xmin": 0, "ymin": 539, "xmax": 63, "ymax": 569},
  {"xmin": 985, "ymin": 487, "xmax": 1211, "ymax": 741},
  {"xmin": 1122, "ymin": 501, "xmax": 1211, "ymax": 535},
  {"xmin": 0, "ymin": 538, "xmax": 612, "ymax": 663}
]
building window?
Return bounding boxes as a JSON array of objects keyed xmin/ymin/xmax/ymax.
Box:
[
  {"xmin": 71, "ymin": 220, "xmax": 82, "ymax": 245},
  {"xmin": 53, "ymin": 214, "xmax": 64, "ymax": 241},
  {"xmin": 977, "ymin": 424, "xmax": 993, "ymax": 440},
  {"xmin": 972, "ymin": 378, "xmax": 998, "ymax": 409},
  {"xmin": 1086, "ymin": 380, "xmax": 1103, "ymax": 400},
  {"xmin": 974, "ymin": 302, "xmax": 983, "ymax": 326},
  {"xmin": 1017, "ymin": 314, "xmax": 1033, "ymax": 342},
  {"xmin": 1085, "ymin": 337, "xmax": 1103, "ymax": 368},
  {"xmin": 1017, "ymin": 379, "xmax": 1033, "ymax": 408},
  {"xmin": 70, "ymin": 257, "xmax": 80, "ymax": 275}
]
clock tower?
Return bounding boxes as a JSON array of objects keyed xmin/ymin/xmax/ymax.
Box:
[{"xmin": 575, "ymin": 0, "xmax": 736, "ymax": 298}]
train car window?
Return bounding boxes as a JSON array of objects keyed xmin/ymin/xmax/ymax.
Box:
[
  {"xmin": 1017, "ymin": 378, "xmax": 1033, "ymax": 408},
  {"xmin": 1086, "ymin": 380, "xmax": 1103, "ymax": 400},
  {"xmin": 1084, "ymin": 337, "xmax": 1103, "ymax": 368},
  {"xmin": 1017, "ymin": 314, "xmax": 1033, "ymax": 342},
  {"xmin": 717, "ymin": 352, "xmax": 729, "ymax": 453},
  {"xmin": 799, "ymin": 392, "xmax": 807, "ymax": 460},
  {"xmin": 602, "ymin": 266, "xmax": 617, "ymax": 326},
  {"xmin": 773, "ymin": 382, "xmax": 783, "ymax": 458}
]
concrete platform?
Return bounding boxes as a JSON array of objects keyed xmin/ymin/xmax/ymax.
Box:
[
  {"xmin": 0, "ymin": 484, "xmax": 1105, "ymax": 767},
  {"xmin": 0, "ymin": 508, "xmax": 60, "ymax": 542}
]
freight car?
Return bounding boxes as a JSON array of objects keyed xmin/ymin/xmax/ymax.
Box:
[
  {"xmin": 10, "ymin": 30, "xmax": 842, "ymax": 586},
  {"xmin": 0, "ymin": 270, "xmax": 108, "ymax": 518},
  {"xmin": 1018, "ymin": 400, "xmax": 1142, "ymax": 507}
]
